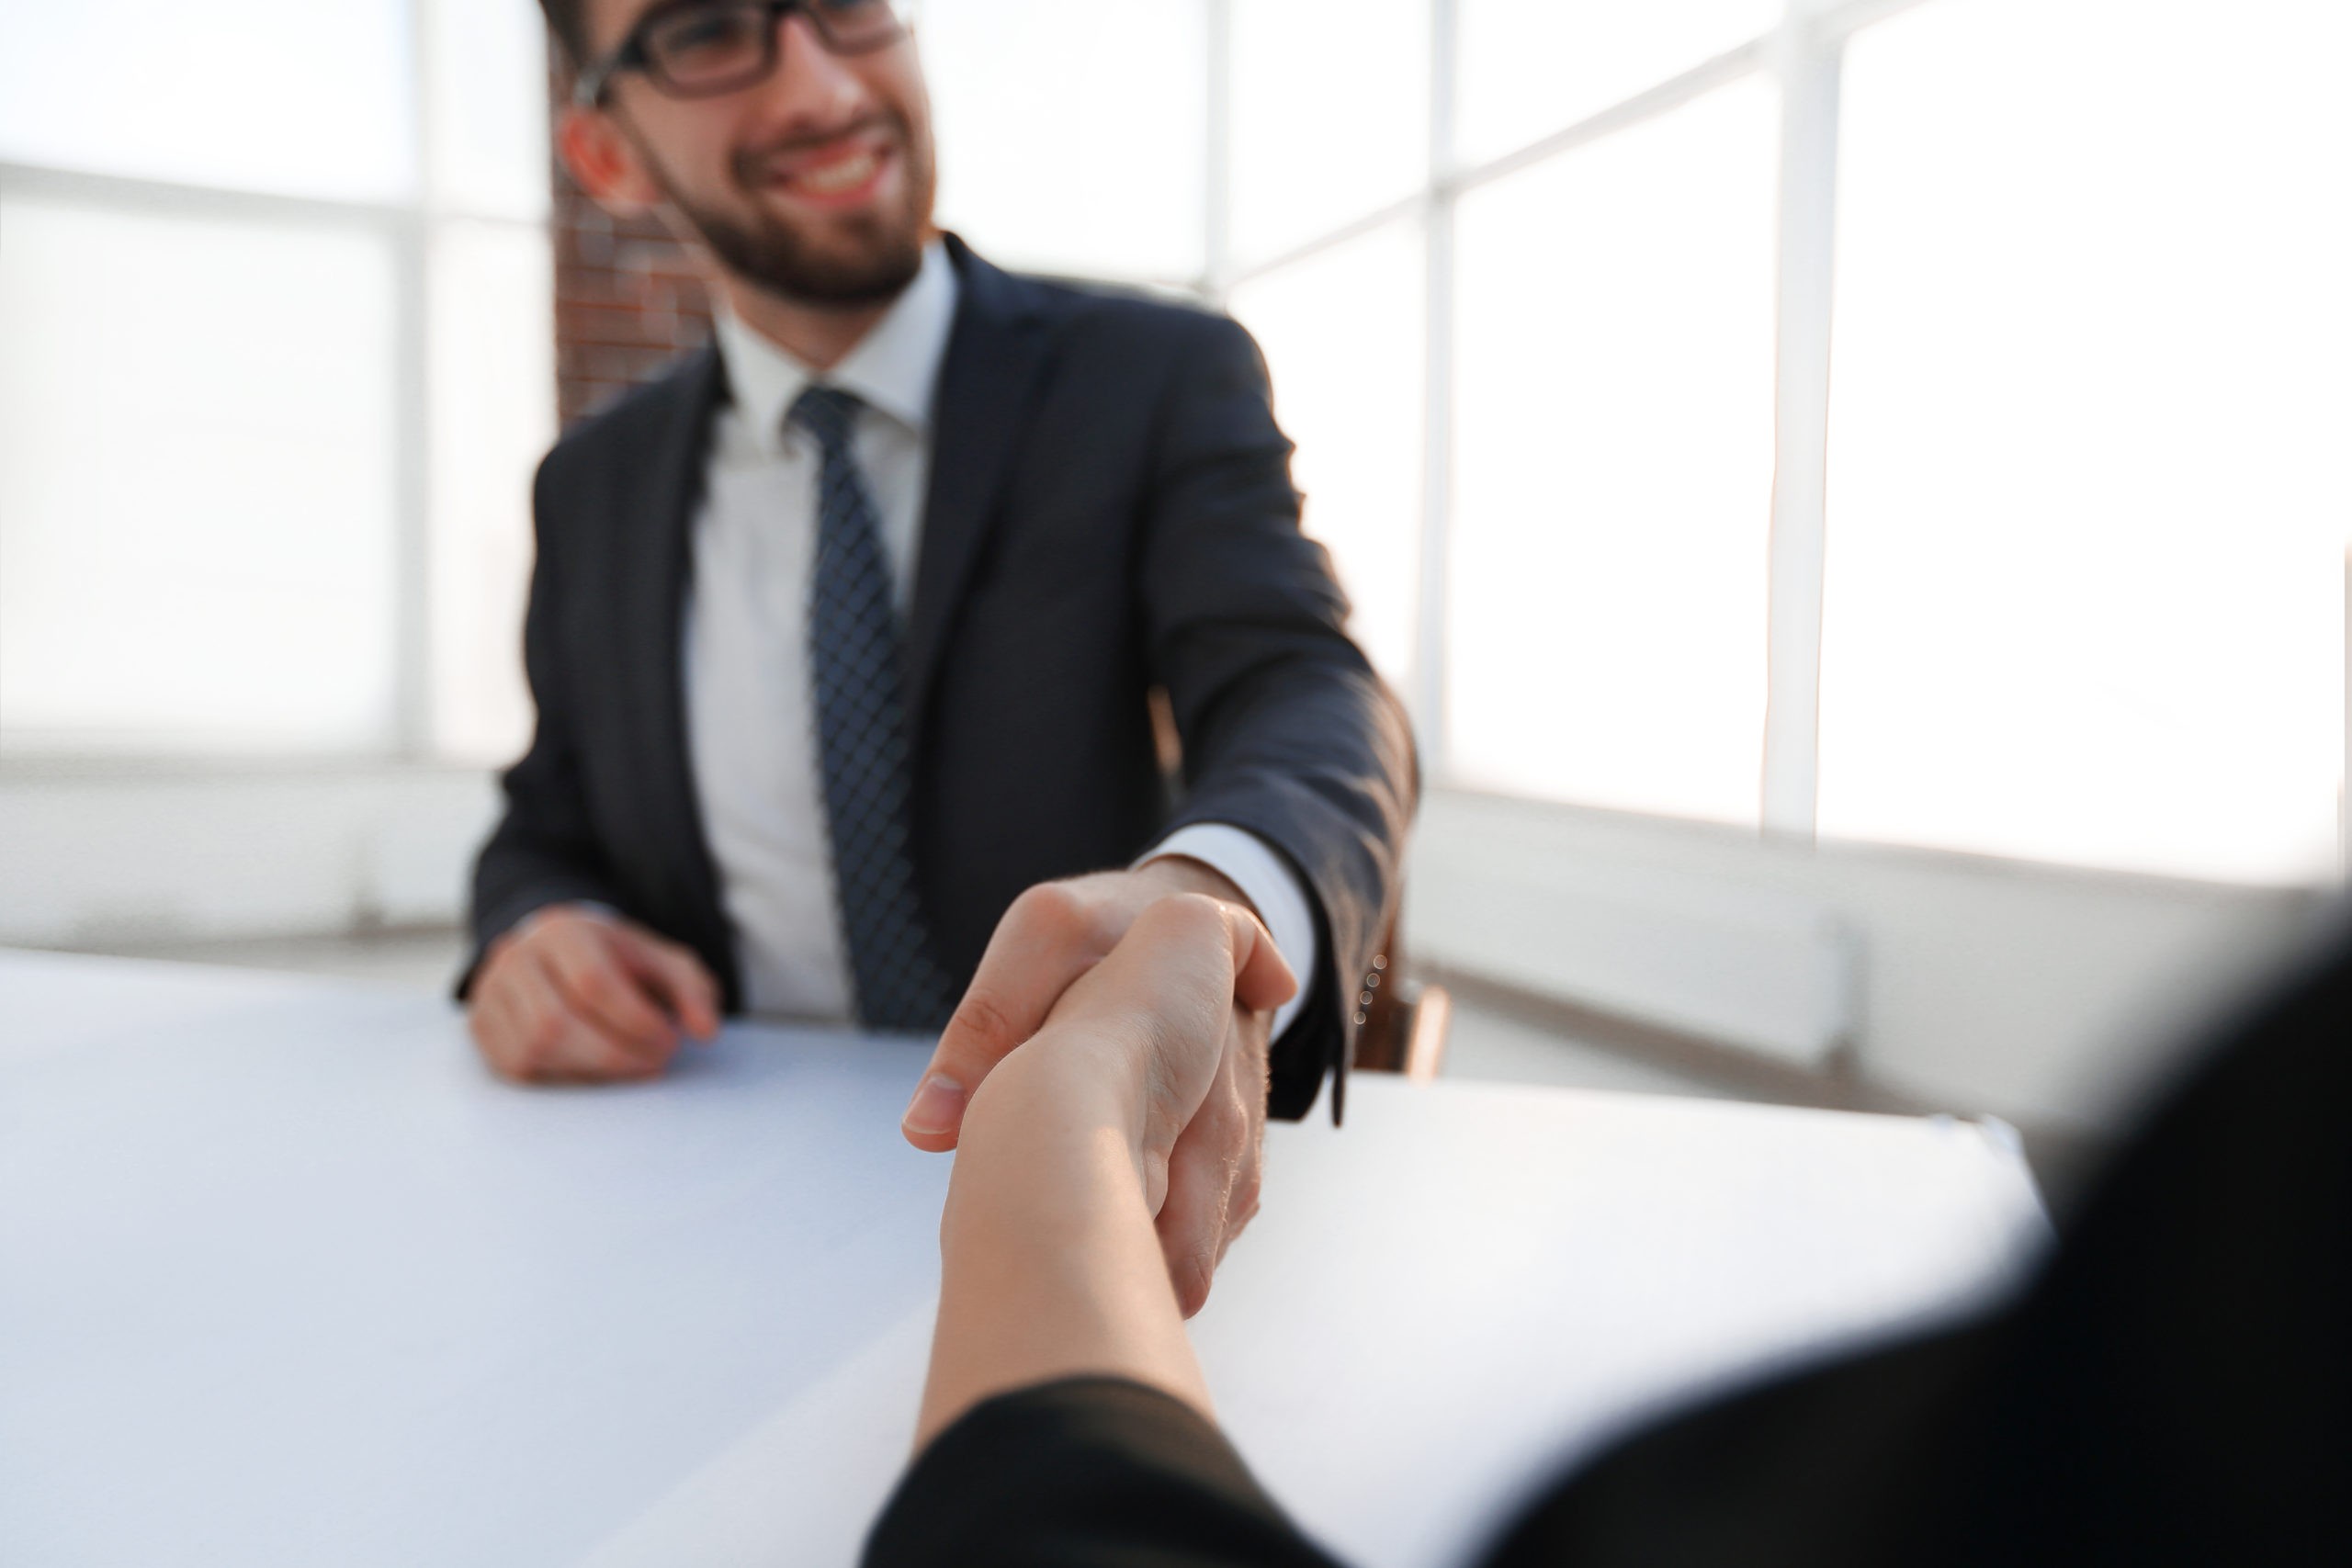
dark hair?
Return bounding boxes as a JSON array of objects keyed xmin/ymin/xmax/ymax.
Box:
[{"xmin": 537, "ymin": 0, "xmax": 591, "ymax": 67}]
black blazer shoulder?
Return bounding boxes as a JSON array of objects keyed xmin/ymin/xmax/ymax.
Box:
[{"xmin": 530, "ymin": 345, "xmax": 727, "ymax": 558}]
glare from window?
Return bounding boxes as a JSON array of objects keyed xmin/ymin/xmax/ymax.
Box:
[
  {"xmin": 428, "ymin": 220, "xmax": 555, "ymax": 765},
  {"xmin": 923, "ymin": 0, "xmax": 1208, "ymax": 281},
  {"xmin": 1228, "ymin": 0, "xmax": 1430, "ymax": 267},
  {"xmin": 1820, "ymin": 0, "xmax": 2352, "ymax": 886},
  {"xmin": 0, "ymin": 198, "xmax": 401, "ymax": 753},
  {"xmin": 1230, "ymin": 219, "xmax": 1428, "ymax": 683},
  {"xmin": 0, "ymin": 0, "xmax": 417, "ymax": 204},
  {"xmin": 1446, "ymin": 79, "xmax": 1780, "ymax": 825},
  {"xmin": 1457, "ymin": 0, "xmax": 1781, "ymax": 166},
  {"xmin": 422, "ymin": 0, "xmax": 554, "ymax": 221}
]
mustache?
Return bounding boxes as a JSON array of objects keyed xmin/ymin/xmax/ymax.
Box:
[{"xmin": 731, "ymin": 110, "xmax": 907, "ymax": 185}]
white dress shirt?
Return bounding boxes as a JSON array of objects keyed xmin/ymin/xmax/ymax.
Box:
[{"xmin": 683, "ymin": 241, "xmax": 1317, "ymax": 1035}]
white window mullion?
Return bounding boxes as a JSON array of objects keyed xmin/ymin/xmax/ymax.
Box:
[
  {"xmin": 1415, "ymin": 0, "xmax": 1461, "ymax": 770},
  {"xmin": 391, "ymin": 217, "xmax": 434, "ymax": 760},
  {"xmin": 394, "ymin": 0, "xmax": 437, "ymax": 758},
  {"xmin": 1202, "ymin": 0, "xmax": 1233, "ymax": 302},
  {"xmin": 1758, "ymin": 11, "xmax": 1843, "ymax": 839}
]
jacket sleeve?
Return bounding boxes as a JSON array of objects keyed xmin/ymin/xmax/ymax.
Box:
[
  {"xmin": 457, "ymin": 453, "xmax": 630, "ymax": 998},
  {"xmin": 864, "ymin": 1377, "xmax": 1347, "ymax": 1568},
  {"xmin": 1136, "ymin": 311, "xmax": 1419, "ymax": 1122}
]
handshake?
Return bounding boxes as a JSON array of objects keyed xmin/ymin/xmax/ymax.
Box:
[{"xmin": 467, "ymin": 859, "xmax": 1296, "ymax": 1317}]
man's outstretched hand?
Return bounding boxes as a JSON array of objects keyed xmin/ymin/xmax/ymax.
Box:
[
  {"xmin": 901, "ymin": 859, "xmax": 1297, "ymax": 1316},
  {"xmin": 468, "ymin": 905, "xmax": 721, "ymax": 1083}
]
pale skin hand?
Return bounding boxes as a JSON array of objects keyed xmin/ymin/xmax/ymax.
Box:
[
  {"xmin": 902, "ymin": 859, "xmax": 1295, "ymax": 1317},
  {"xmin": 917, "ymin": 895, "xmax": 1295, "ymax": 1448},
  {"xmin": 467, "ymin": 905, "xmax": 721, "ymax": 1084}
]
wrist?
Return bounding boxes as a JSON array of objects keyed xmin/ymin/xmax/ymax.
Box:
[
  {"xmin": 503, "ymin": 900, "xmax": 605, "ymax": 947},
  {"xmin": 922, "ymin": 1034, "xmax": 1207, "ymax": 1447},
  {"xmin": 965, "ymin": 1030, "xmax": 1147, "ymax": 1156},
  {"xmin": 943, "ymin": 1038, "xmax": 1158, "ymax": 1289},
  {"xmin": 1133, "ymin": 854, "xmax": 1254, "ymax": 919}
]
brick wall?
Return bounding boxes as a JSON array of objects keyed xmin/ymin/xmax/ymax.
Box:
[{"xmin": 548, "ymin": 64, "xmax": 715, "ymax": 428}]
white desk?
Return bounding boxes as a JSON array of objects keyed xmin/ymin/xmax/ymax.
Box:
[{"xmin": 0, "ymin": 952, "xmax": 2044, "ymax": 1568}]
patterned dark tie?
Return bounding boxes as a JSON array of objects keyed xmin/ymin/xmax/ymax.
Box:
[{"xmin": 792, "ymin": 384, "xmax": 956, "ymax": 1031}]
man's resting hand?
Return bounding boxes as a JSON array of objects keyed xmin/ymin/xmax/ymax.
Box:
[
  {"xmin": 467, "ymin": 905, "xmax": 720, "ymax": 1083},
  {"xmin": 901, "ymin": 860, "xmax": 1297, "ymax": 1316}
]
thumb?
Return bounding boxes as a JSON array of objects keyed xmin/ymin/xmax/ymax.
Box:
[{"xmin": 902, "ymin": 884, "xmax": 1102, "ymax": 1151}]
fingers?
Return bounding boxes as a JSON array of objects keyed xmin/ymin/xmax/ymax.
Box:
[
  {"xmin": 904, "ymin": 881, "xmax": 1110, "ymax": 1150},
  {"xmin": 899, "ymin": 881, "xmax": 1281, "ymax": 1320},
  {"xmin": 526, "ymin": 959, "xmax": 682, "ymax": 1081},
  {"xmin": 1154, "ymin": 1040, "xmax": 1255, "ymax": 1318},
  {"xmin": 1229, "ymin": 908, "xmax": 1298, "ymax": 1016},
  {"xmin": 1056, "ymin": 896, "xmax": 1261, "ymax": 1055},
  {"xmin": 546, "ymin": 931, "xmax": 684, "ymax": 1057},
  {"xmin": 508, "ymin": 949, "xmax": 673, "ymax": 1082},
  {"xmin": 613, "ymin": 929, "xmax": 722, "ymax": 1041},
  {"xmin": 1156, "ymin": 1136, "xmax": 1228, "ymax": 1319},
  {"xmin": 901, "ymin": 875, "xmax": 1288, "ymax": 1156},
  {"xmin": 1165, "ymin": 1004, "xmax": 1271, "ymax": 1313},
  {"xmin": 1129, "ymin": 856, "xmax": 1295, "ymax": 1017},
  {"xmin": 1216, "ymin": 1018, "xmax": 1269, "ymax": 1266},
  {"xmin": 466, "ymin": 908, "xmax": 693, "ymax": 1084}
]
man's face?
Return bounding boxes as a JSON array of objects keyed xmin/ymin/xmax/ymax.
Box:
[{"xmin": 572, "ymin": 0, "xmax": 938, "ymax": 307}]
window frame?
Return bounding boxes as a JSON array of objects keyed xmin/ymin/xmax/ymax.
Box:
[
  {"xmin": 0, "ymin": 0, "xmax": 549, "ymax": 764},
  {"xmin": 1193, "ymin": 0, "xmax": 1905, "ymax": 842}
]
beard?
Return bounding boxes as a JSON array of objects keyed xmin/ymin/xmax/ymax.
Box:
[{"xmin": 651, "ymin": 112, "xmax": 933, "ymax": 308}]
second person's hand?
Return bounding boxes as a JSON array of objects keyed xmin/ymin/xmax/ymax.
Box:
[{"xmin": 902, "ymin": 859, "xmax": 1297, "ymax": 1314}]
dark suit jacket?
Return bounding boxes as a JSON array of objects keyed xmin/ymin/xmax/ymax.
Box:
[
  {"xmin": 466, "ymin": 235, "xmax": 1417, "ymax": 1120},
  {"xmin": 865, "ymin": 910, "xmax": 2352, "ymax": 1566}
]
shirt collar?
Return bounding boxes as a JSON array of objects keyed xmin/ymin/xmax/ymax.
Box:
[{"xmin": 711, "ymin": 238, "xmax": 958, "ymax": 450}]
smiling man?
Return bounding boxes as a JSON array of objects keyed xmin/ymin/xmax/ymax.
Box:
[{"xmin": 464, "ymin": 0, "xmax": 1415, "ymax": 1310}]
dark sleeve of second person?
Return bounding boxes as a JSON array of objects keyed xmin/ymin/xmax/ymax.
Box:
[
  {"xmin": 864, "ymin": 1378, "xmax": 1347, "ymax": 1568},
  {"xmin": 1492, "ymin": 908, "xmax": 2352, "ymax": 1568}
]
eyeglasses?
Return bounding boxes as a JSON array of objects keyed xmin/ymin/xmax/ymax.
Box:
[{"xmin": 575, "ymin": 0, "xmax": 911, "ymax": 109}]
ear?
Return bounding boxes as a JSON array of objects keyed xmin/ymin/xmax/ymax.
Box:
[{"xmin": 557, "ymin": 106, "xmax": 663, "ymax": 216}]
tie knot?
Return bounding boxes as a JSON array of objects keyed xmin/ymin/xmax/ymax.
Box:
[{"xmin": 789, "ymin": 384, "xmax": 863, "ymax": 455}]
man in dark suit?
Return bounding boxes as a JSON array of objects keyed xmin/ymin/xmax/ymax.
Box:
[{"xmin": 467, "ymin": 0, "xmax": 1415, "ymax": 1310}]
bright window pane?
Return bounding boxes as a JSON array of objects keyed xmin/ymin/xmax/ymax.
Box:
[
  {"xmin": 0, "ymin": 198, "xmax": 401, "ymax": 754},
  {"xmin": 0, "ymin": 0, "xmax": 416, "ymax": 203},
  {"xmin": 429, "ymin": 221, "xmax": 554, "ymax": 764},
  {"xmin": 1458, "ymin": 0, "xmax": 1780, "ymax": 165},
  {"xmin": 925, "ymin": 0, "xmax": 1206, "ymax": 280},
  {"xmin": 1447, "ymin": 80, "xmax": 1779, "ymax": 824},
  {"xmin": 1229, "ymin": 0, "xmax": 1429, "ymax": 267},
  {"xmin": 424, "ymin": 0, "xmax": 552, "ymax": 220},
  {"xmin": 1819, "ymin": 0, "xmax": 2352, "ymax": 885},
  {"xmin": 1229, "ymin": 219, "xmax": 1426, "ymax": 683}
]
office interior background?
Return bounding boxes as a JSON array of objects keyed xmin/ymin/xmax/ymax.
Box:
[{"xmin": 2, "ymin": 0, "xmax": 2346, "ymax": 1181}]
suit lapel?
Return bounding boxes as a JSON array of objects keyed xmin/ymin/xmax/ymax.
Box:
[
  {"xmin": 612, "ymin": 346, "xmax": 739, "ymax": 994},
  {"xmin": 905, "ymin": 236, "xmax": 1059, "ymax": 730}
]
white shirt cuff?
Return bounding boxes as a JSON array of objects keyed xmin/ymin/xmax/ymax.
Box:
[{"xmin": 1137, "ymin": 823, "xmax": 1319, "ymax": 1042}]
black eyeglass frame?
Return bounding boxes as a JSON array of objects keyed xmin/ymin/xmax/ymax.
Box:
[{"xmin": 573, "ymin": 0, "xmax": 909, "ymax": 109}]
